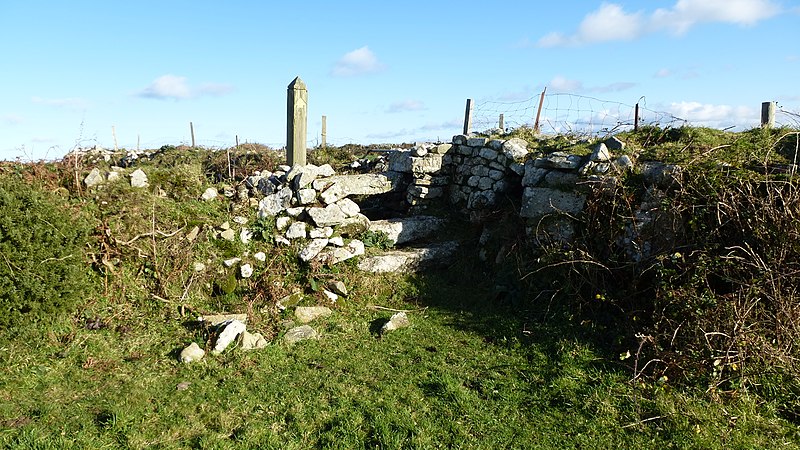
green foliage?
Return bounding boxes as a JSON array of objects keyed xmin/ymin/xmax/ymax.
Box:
[
  {"xmin": 250, "ymin": 217, "xmax": 275, "ymax": 242},
  {"xmin": 360, "ymin": 230, "xmax": 394, "ymax": 250},
  {"xmin": 0, "ymin": 177, "xmax": 97, "ymax": 328}
]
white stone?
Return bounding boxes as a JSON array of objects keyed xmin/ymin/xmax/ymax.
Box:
[
  {"xmin": 193, "ymin": 262, "xmax": 206, "ymax": 272},
  {"xmin": 335, "ymin": 198, "xmax": 361, "ymax": 217},
  {"xmin": 211, "ymin": 320, "xmax": 247, "ymax": 354},
  {"xmin": 274, "ymin": 235, "xmax": 291, "ymax": 246},
  {"xmin": 329, "ymin": 236, "xmax": 345, "ymax": 247},
  {"xmin": 199, "ymin": 313, "xmax": 248, "ymax": 326},
  {"xmin": 381, "ymin": 312, "xmax": 411, "ymax": 333},
  {"xmin": 257, "ymin": 187, "xmax": 293, "ymax": 217},
  {"xmin": 201, "ymin": 187, "xmax": 218, "ymax": 201},
  {"xmin": 239, "ymin": 228, "xmax": 253, "ymax": 244},
  {"xmin": 233, "ymin": 216, "xmax": 248, "ymax": 225},
  {"xmin": 276, "ymin": 216, "xmax": 291, "ymax": 231},
  {"xmin": 240, "ymin": 331, "xmax": 268, "ymax": 350},
  {"xmin": 180, "ymin": 342, "xmax": 205, "ymax": 363},
  {"xmin": 502, "ymin": 138, "xmax": 529, "ymax": 161},
  {"xmin": 285, "ymin": 222, "xmax": 307, "ymax": 240},
  {"xmin": 130, "ymin": 169, "xmax": 148, "ymax": 188},
  {"xmin": 323, "ymin": 290, "xmax": 339, "ymax": 303},
  {"xmin": 590, "ymin": 143, "xmax": 612, "ymax": 162},
  {"xmin": 318, "ymin": 239, "xmax": 365, "ymax": 265},
  {"xmin": 84, "ymin": 168, "xmax": 104, "ymax": 187},
  {"xmin": 284, "ymin": 325, "xmax": 319, "ymax": 344},
  {"xmin": 368, "ymin": 216, "xmax": 446, "ymax": 245},
  {"xmin": 295, "ymin": 306, "xmax": 332, "ymax": 323},
  {"xmin": 298, "ymin": 188, "xmax": 317, "ymax": 205},
  {"xmin": 309, "ymin": 227, "xmax": 334, "ymax": 239},
  {"xmin": 315, "ymin": 163, "xmax": 335, "ymax": 177},
  {"xmin": 254, "ymin": 252, "xmax": 267, "ymax": 262},
  {"xmin": 240, "ymin": 263, "xmax": 253, "ymax": 278},
  {"xmin": 223, "ymin": 257, "xmax": 241, "ymax": 267},
  {"xmin": 220, "ymin": 229, "xmax": 236, "ymax": 241},
  {"xmin": 307, "ymin": 204, "xmax": 347, "ymax": 227},
  {"xmin": 299, "ymin": 238, "xmax": 329, "ymax": 261},
  {"xmin": 285, "ymin": 207, "xmax": 305, "ymax": 217}
]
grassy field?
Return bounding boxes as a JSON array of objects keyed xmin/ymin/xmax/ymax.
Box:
[
  {"xmin": 2, "ymin": 129, "xmax": 800, "ymax": 448},
  {"xmin": 2, "ymin": 264, "xmax": 799, "ymax": 448}
]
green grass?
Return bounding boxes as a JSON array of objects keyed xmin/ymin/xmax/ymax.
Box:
[{"xmin": 2, "ymin": 266, "xmax": 798, "ymax": 448}]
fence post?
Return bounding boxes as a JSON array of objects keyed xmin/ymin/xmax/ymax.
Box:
[
  {"xmin": 321, "ymin": 115, "xmax": 327, "ymax": 148},
  {"xmin": 761, "ymin": 101, "xmax": 776, "ymax": 128},
  {"xmin": 190, "ymin": 122, "xmax": 196, "ymax": 147},
  {"xmin": 499, "ymin": 114, "xmax": 504, "ymax": 131},
  {"xmin": 634, "ymin": 102, "xmax": 640, "ymax": 131},
  {"xmin": 533, "ymin": 87, "xmax": 546, "ymax": 134},
  {"xmin": 286, "ymin": 76, "xmax": 308, "ymax": 166},
  {"xmin": 112, "ymin": 125, "xmax": 118, "ymax": 151},
  {"xmin": 463, "ymin": 98, "xmax": 473, "ymax": 135}
]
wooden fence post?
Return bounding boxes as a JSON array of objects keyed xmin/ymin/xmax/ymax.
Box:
[
  {"xmin": 634, "ymin": 102, "xmax": 640, "ymax": 131},
  {"xmin": 499, "ymin": 114, "xmax": 504, "ymax": 131},
  {"xmin": 287, "ymin": 76, "xmax": 308, "ymax": 166},
  {"xmin": 463, "ymin": 98, "xmax": 473, "ymax": 135},
  {"xmin": 190, "ymin": 122, "xmax": 196, "ymax": 147},
  {"xmin": 533, "ymin": 87, "xmax": 546, "ymax": 134},
  {"xmin": 321, "ymin": 115, "xmax": 327, "ymax": 148},
  {"xmin": 761, "ymin": 101, "xmax": 776, "ymax": 128}
]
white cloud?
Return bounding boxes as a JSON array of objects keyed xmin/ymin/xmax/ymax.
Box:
[
  {"xmin": 31, "ymin": 96, "xmax": 88, "ymax": 109},
  {"xmin": 535, "ymin": 0, "xmax": 781, "ymax": 47},
  {"xmin": 537, "ymin": 3, "xmax": 644, "ymax": 47},
  {"xmin": 654, "ymin": 68, "xmax": 672, "ymax": 78},
  {"xmin": 667, "ymin": 101, "xmax": 756, "ymax": 126},
  {"xmin": 386, "ymin": 100, "xmax": 426, "ymax": 113},
  {"xmin": 366, "ymin": 119, "xmax": 461, "ymax": 140},
  {"xmin": 548, "ymin": 76, "xmax": 636, "ymax": 94},
  {"xmin": 137, "ymin": 75, "xmax": 233, "ymax": 100},
  {"xmin": 652, "ymin": 0, "xmax": 781, "ymax": 34},
  {"xmin": 331, "ymin": 46, "xmax": 386, "ymax": 77},
  {"xmin": 1, "ymin": 114, "xmax": 23, "ymax": 125}
]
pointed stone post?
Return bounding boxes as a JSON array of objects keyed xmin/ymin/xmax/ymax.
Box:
[{"xmin": 287, "ymin": 76, "xmax": 308, "ymax": 166}]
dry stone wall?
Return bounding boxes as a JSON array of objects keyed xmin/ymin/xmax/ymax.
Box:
[{"xmin": 385, "ymin": 134, "xmax": 680, "ymax": 260}]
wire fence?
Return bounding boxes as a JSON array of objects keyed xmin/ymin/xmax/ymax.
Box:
[
  {"xmin": 472, "ymin": 92, "xmax": 686, "ymax": 138},
  {"xmin": 778, "ymin": 106, "xmax": 800, "ymax": 128}
]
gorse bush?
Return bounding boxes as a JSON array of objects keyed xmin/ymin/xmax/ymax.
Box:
[{"xmin": 0, "ymin": 176, "xmax": 97, "ymax": 328}]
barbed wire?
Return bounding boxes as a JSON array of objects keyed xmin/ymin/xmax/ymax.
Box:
[{"xmin": 473, "ymin": 92, "xmax": 686, "ymax": 138}]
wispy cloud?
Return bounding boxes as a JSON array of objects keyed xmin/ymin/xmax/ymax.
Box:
[
  {"xmin": 1, "ymin": 114, "xmax": 23, "ymax": 125},
  {"xmin": 331, "ymin": 46, "xmax": 386, "ymax": 77},
  {"xmin": 386, "ymin": 100, "xmax": 426, "ymax": 113},
  {"xmin": 534, "ymin": 0, "xmax": 782, "ymax": 47},
  {"xmin": 366, "ymin": 119, "xmax": 461, "ymax": 140},
  {"xmin": 549, "ymin": 76, "xmax": 637, "ymax": 94},
  {"xmin": 137, "ymin": 75, "xmax": 234, "ymax": 100},
  {"xmin": 31, "ymin": 96, "xmax": 89, "ymax": 109},
  {"xmin": 654, "ymin": 68, "xmax": 672, "ymax": 78},
  {"xmin": 667, "ymin": 101, "xmax": 756, "ymax": 127}
]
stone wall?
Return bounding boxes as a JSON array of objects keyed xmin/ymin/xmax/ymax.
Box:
[{"xmin": 384, "ymin": 133, "xmax": 680, "ymax": 257}]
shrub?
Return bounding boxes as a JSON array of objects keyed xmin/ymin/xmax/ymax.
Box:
[{"xmin": 0, "ymin": 177, "xmax": 97, "ymax": 328}]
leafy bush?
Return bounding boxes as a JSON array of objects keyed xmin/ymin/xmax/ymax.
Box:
[{"xmin": 0, "ymin": 177, "xmax": 97, "ymax": 328}]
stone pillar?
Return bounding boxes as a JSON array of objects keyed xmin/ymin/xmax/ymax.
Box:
[
  {"xmin": 287, "ymin": 77, "xmax": 308, "ymax": 166},
  {"xmin": 761, "ymin": 101, "xmax": 776, "ymax": 129}
]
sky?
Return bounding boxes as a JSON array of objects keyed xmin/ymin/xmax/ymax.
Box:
[{"xmin": 1, "ymin": 0, "xmax": 798, "ymax": 161}]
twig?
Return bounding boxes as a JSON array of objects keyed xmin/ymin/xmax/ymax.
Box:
[
  {"xmin": 622, "ymin": 416, "xmax": 664, "ymax": 429},
  {"xmin": 366, "ymin": 305, "xmax": 428, "ymax": 313},
  {"xmin": 522, "ymin": 259, "xmax": 611, "ymax": 280},
  {"xmin": 118, "ymin": 227, "xmax": 185, "ymax": 246},
  {"xmin": 40, "ymin": 254, "xmax": 74, "ymax": 264}
]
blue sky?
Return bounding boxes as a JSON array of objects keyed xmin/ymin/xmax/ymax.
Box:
[{"xmin": 1, "ymin": 0, "xmax": 798, "ymax": 160}]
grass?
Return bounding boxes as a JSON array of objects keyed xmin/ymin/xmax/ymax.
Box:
[{"xmin": 2, "ymin": 264, "xmax": 799, "ymax": 448}]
